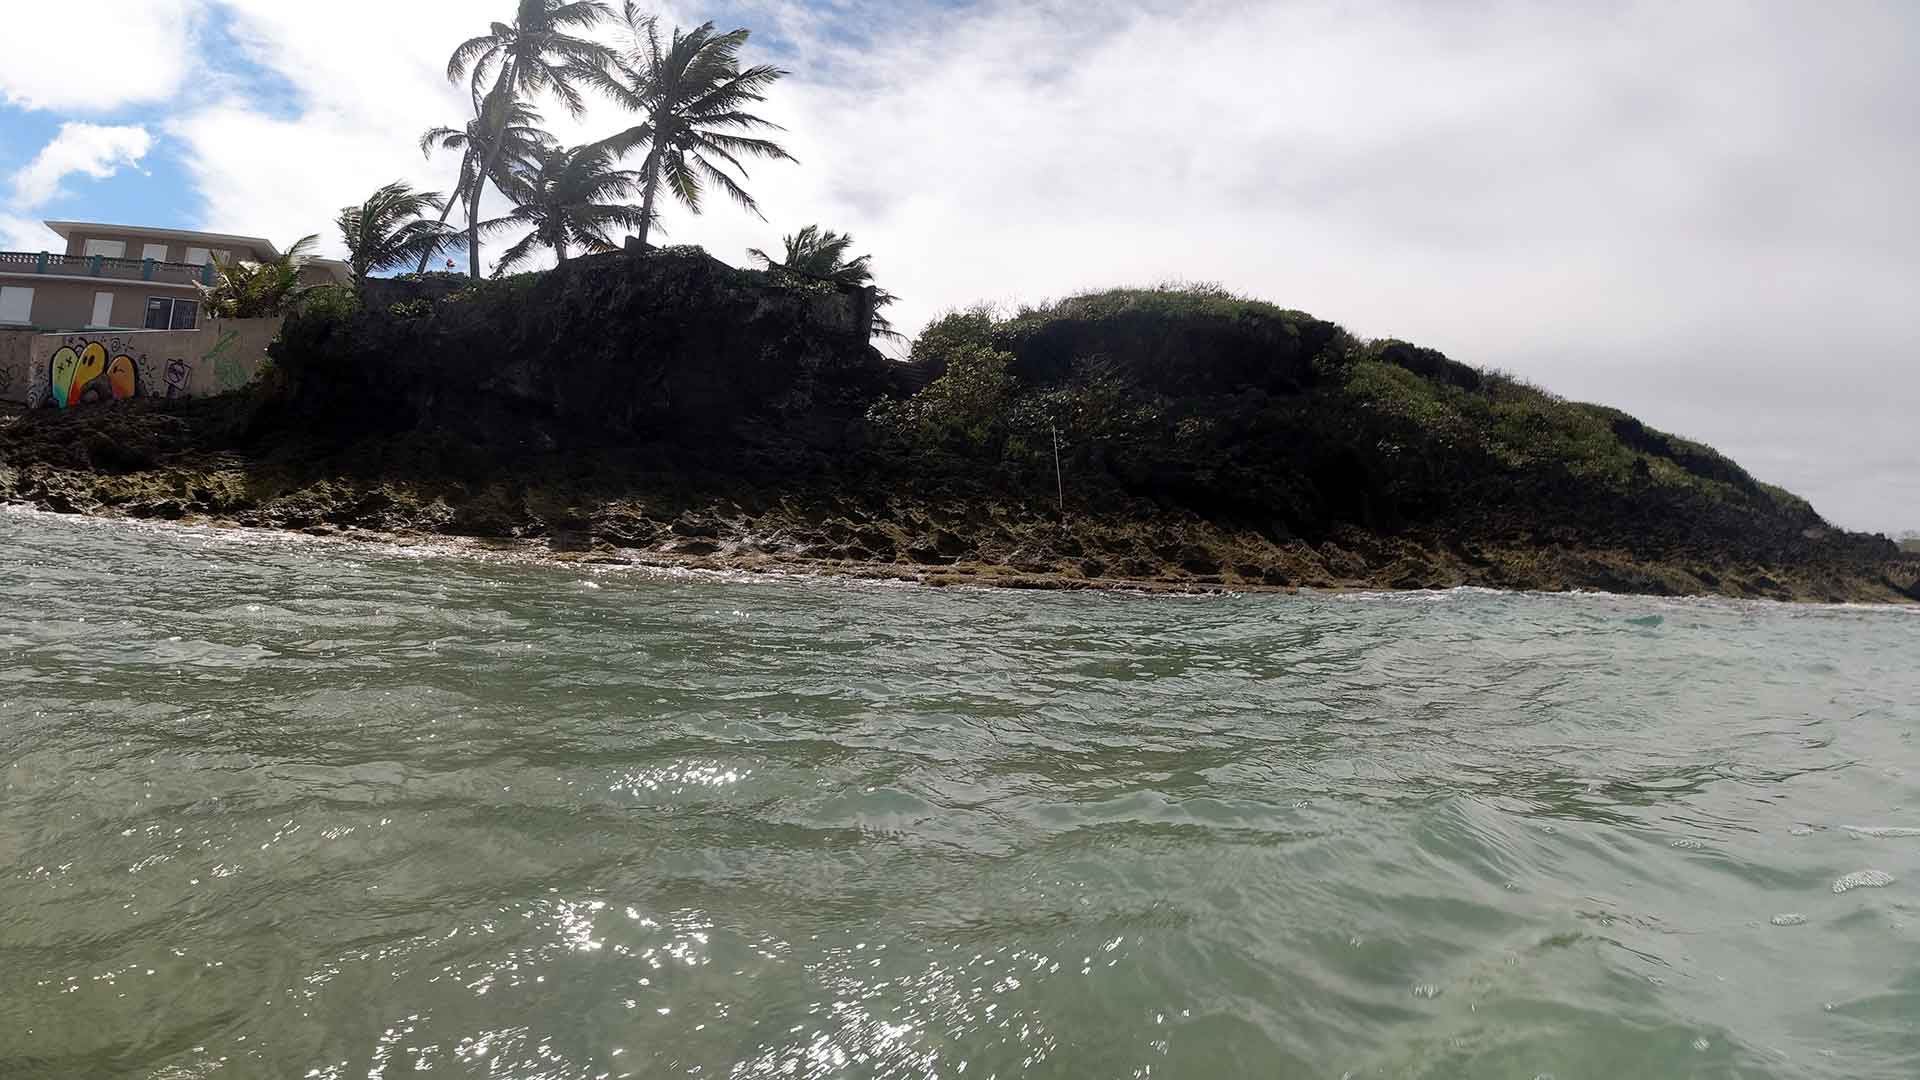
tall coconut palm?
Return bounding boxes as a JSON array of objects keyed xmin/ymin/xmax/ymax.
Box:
[
  {"xmin": 748, "ymin": 225, "xmax": 902, "ymax": 338},
  {"xmin": 202, "ymin": 234, "xmax": 320, "ymax": 318},
  {"xmin": 486, "ymin": 144, "xmax": 645, "ymax": 273},
  {"xmin": 415, "ymin": 97, "xmax": 556, "ymax": 273},
  {"xmin": 336, "ymin": 181, "xmax": 461, "ymax": 293},
  {"xmin": 443, "ymin": 0, "xmax": 617, "ymax": 278},
  {"xmin": 584, "ymin": 2, "xmax": 795, "ymax": 247}
]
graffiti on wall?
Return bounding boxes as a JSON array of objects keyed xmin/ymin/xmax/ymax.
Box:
[
  {"xmin": 164, "ymin": 358, "xmax": 192, "ymax": 397},
  {"xmin": 13, "ymin": 319, "xmax": 275, "ymax": 409},
  {"xmin": 44, "ymin": 339, "xmax": 145, "ymax": 408},
  {"xmin": 202, "ymin": 330, "xmax": 251, "ymax": 392}
]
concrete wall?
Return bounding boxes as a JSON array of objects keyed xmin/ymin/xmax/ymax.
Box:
[
  {"xmin": 0, "ymin": 317, "xmax": 281, "ymax": 407},
  {"xmin": 0, "ymin": 329, "xmax": 32, "ymax": 405},
  {"xmin": 6, "ymin": 279, "xmax": 203, "ymax": 332}
]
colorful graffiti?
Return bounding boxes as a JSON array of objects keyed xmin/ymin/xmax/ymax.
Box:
[{"xmin": 45, "ymin": 340, "xmax": 142, "ymax": 409}]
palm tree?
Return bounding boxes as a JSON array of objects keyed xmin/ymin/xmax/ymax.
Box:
[
  {"xmin": 486, "ymin": 144, "xmax": 646, "ymax": 273},
  {"xmin": 202, "ymin": 234, "xmax": 320, "ymax": 318},
  {"xmin": 443, "ymin": 0, "xmax": 617, "ymax": 279},
  {"xmin": 749, "ymin": 225, "xmax": 902, "ymax": 338},
  {"xmin": 336, "ymin": 181, "xmax": 461, "ymax": 293},
  {"xmin": 415, "ymin": 97, "xmax": 556, "ymax": 274},
  {"xmin": 584, "ymin": 3, "xmax": 795, "ymax": 248}
]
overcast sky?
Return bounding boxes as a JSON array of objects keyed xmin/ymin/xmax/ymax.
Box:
[{"xmin": 2, "ymin": 1, "xmax": 1914, "ymax": 532}]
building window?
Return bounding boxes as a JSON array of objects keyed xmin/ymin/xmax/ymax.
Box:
[
  {"xmin": 89, "ymin": 292, "xmax": 114, "ymax": 328},
  {"xmin": 184, "ymin": 247, "xmax": 211, "ymax": 265},
  {"xmin": 141, "ymin": 243, "xmax": 168, "ymax": 262},
  {"xmin": 145, "ymin": 297, "xmax": 199, "ymax": 330},
  {"xmin": 0, "ymin": 285, "xmax": 32, "ymax": 324},
  {"xmin": 83, "ymin": 239, "xmax": 128, "ymax": 258}
]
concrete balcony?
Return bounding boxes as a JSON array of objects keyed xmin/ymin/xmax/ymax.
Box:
[{"xmin": 0, "ymin": 250, "xmax": 217, "ymax": 287}]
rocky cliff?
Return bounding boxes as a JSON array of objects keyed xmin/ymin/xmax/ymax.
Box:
[{"xmin": 1, "ymin": 247, "xmax": 1914, "ymax": 603}]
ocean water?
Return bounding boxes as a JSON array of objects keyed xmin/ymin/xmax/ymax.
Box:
[{"xmin": 1, "ymin": 508, "xmax": 1916, "ymax": 1079}]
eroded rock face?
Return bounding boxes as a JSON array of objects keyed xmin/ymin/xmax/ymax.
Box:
[
  {"xmin": 274, "ymin": 247, "xmax": 889, "ymax": 451},
  {"xmin": 4, "ymin": 262, "xmax": 1915, "ymax": 603}
]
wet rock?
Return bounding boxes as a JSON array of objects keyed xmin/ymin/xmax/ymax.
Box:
[
  {"xmin": 1177, "ymin": 545, "xmax": 1220, "ymax": 575},
  {"xmin": 905, "ymin": 539, "xmax": 951, "ymax": 565},
  {"xmin": 1008, "ymin": 548, "xmax": 1054, "ymax": 573}
]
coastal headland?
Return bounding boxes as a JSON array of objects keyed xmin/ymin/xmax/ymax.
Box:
[{"xmin": 3, "ymin": 246, "xmax": 1915, "ymax": 603}]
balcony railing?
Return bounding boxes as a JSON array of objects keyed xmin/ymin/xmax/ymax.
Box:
[{"xmin": 0, "ymin": 251, "xmax": 216, "ymax": 286}]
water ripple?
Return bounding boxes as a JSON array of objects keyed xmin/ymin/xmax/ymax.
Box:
[{"xmin": 0, "ymin": 509, "xmax": 1915, "ymax": 1079}]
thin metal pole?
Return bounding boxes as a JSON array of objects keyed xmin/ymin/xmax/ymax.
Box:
[{"xmin": 1051, "ymin": 423, "xmax": 1064, "ymax": 513}]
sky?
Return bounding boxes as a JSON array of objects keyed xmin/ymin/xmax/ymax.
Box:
[{"xmin": 2, "ymin": 1, "xmax": 1915, "ymax": 533}]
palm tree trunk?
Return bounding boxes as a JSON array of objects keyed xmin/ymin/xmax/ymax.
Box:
[
  {"xmin": 636, "ymin": 146, "xmax": 661, "ymax": 248},
  {"xmin": 413, "ymin": 160, "xmax": 468, "ymax": 274},
  {"xmin": 466, "ymin": 184, "xmax": 483, "ymax": 281},
  {"xmin": 442, "ymin": 60, "xmax": 521, "ymax": 280}
]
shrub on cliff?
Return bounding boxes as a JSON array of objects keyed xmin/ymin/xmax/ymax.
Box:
[{"xmin": 870, "ymin": 341, "xmax": 1016, "ymax": 450}]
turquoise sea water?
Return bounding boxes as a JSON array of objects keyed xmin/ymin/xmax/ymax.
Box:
[{"xmin": 1, "ymin": 508, "xmax": 1916, "ymax": 1078}]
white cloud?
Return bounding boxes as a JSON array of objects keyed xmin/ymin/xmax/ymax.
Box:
[
  {"xmin": 150, "ymin": 0, "xmax": 1919, "ymax": 531},
  {"xmin": 11, "ymin": 122, "xmax": 153, "ymax": 208},
  {"xmin": 0, "ymin": 214, "xmax": 61, "ymax": 251},
  {"xmin": 170, "ymin": 0, "xmax": 679, "ymax": 262},
  {"xmin": 0, "ymin": 2, "xmax": 206, "ymax": 111}
]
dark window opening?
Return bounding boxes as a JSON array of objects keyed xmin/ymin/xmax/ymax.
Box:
[{"xmin": 145, "ymin": 297, "xmax": 199, "ymax": 330}]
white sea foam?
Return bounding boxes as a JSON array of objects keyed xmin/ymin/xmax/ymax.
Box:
[{"xmin": 1831, "ymin": 870, "xmax": 1895, "ymax": 894}]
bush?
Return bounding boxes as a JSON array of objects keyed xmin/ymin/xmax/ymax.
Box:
[
  {"xmin": 295, "ymin": 284, "xmax": 361, "ymax": 321},
  {"xmin": 871, "ymin": 341, "xmax": 1016, "ymax": 450},
  {"xmin": 387, "ymin": 298, "xmax": 434, "ymax": 319}
]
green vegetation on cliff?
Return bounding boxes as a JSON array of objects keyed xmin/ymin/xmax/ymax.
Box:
[
  {"xmin": 2, "ymin": 249, "xmax": 1914, "ymax": 602},
  {"xmin": 872, "ymin": 284, "xmax": 1824, "ymax": 555}
]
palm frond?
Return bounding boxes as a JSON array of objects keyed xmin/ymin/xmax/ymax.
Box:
[
  {"xmin": 693, "ymin": 153, "xmax": 760, "ymax": 216},
  {"xmin": 490, "ymin": 230, "xmax": 545, "ymax": 275},
  {"xmin": 447, "ymin": 34, "xmax": 497, "ymax": 81}
]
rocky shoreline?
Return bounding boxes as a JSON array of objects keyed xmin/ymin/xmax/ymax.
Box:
[
  {"xmin": 4, "ymin": 447, "xmax": 1915, "ymax": 604},
  {"xmin": 5, "ymin": 252, "xmax": 1916, "ymax": 606}
]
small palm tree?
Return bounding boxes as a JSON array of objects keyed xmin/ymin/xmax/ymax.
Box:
[
  {"xmin": 416, "ymin": 98, "xmax": 556, "ymax": 274},
  {"xmin": 443, "ymin": 0, "xmax": 617, "ymax": 278},
  {"xmin": 487, "ymin": 144, "xmax": 645, "ymax": 273},
  {"xmin": 749, "ymin": 225, "xmax": 902, "ymax": 338},
  {"xmin": 336, "ymin": 182, "xmax": 461, "ymax": 293},
  {"xmin": 585, "ymin": 3, "xmax": 795, "ymax": 247},
  {"xmin": 202, "ymin": 234, "xmax": 320, "ymax": 318}
]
